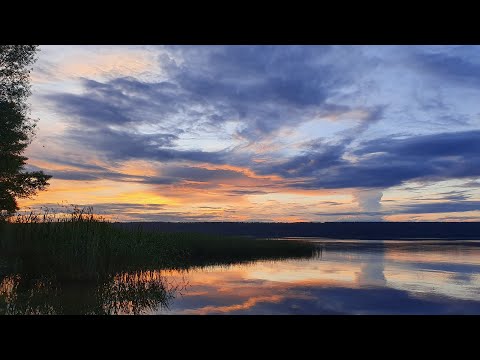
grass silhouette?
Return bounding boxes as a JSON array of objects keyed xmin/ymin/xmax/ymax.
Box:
[{"xmin": 0, "ymin": 206, "xmax": 318, "ymax": 280}]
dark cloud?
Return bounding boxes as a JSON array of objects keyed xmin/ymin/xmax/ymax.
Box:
[
  {"xmin": 411, "ymin": 190, "xmax": 472, "ymax": 202},
  {"xmin": 38, "ymin": 157, "xmax": 108, "ymax": 172},
  {"xmin": 66, "ymin": 127, "xmax": 225, "ymax": 164},
  {"xmin": 49, "ymin": 77, "xmax": 196, "ymax": 128},
  {"xmin": 263, "ymin": 130, "xmax": 480, "ymax": 189},
  {"xmin": 49, "ymin": 169, "xmax": 172, "ymax": 184},
  {"xmin": 356, "ymin": 130, "xmax": 480, "ymax": 158},
  {"xmin": 462, "ymin": 180, "xmax": 480, "ymax": 188},
  {"xmin": 161, "ymin": 166, "xmax": 250, "ymax": 183},
  {"xmin": 51, "ymin": 92, "xmax": 131, "ymax": 126},
  {"xmin": 415, "ymin": 51, "xmax": 480, "ymax": 88},
  {"xmin": 321, "ymin": 201, "xmax": 343, "ymax": 206},
  {"xmin": 317, "ymin": 200, "xmax": 480, "ymax": 218},
  {"xmin": 173, "ymin": 45, "xmax": 336, "ymax": 107},
  {"xmin": 398, "ymin": 201, "xmax": 480, "ymax": 215},
  {"xmin": 24, "ymin": 164, "xmax": 112, "ymax": 182},
  {"xmin": 46, "ymin": 46, "xmax": 373, "ymax": 157},
  {"xmin": 257, "ymin": 141, "xmax": 347, "ymax": 178},
  {"xmin": 25, "ymin": 163, "xmax": 170, "ymax": 184},
  {"xmin": 47, "ymin": 170, "xmax": 101, "ymax": 181}
]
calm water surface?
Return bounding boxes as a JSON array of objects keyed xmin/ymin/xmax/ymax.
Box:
[{"xmin": 2, "ymin": 239, "xmax": 480, "ymax": 314}]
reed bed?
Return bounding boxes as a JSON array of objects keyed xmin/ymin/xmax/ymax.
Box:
[{"xmin": 0, "ymin": 207, "xmax": 318, "ymax": 280}]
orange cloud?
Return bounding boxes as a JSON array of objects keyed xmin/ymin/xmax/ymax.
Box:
[
  {"xmin": 183, "ymin": 295, "xmax": 286, "ymax": 314},
  {"xmin": 62, "ymin": 50, "xmax": 157, "ymax": 80}
]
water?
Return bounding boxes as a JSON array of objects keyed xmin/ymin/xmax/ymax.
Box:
[{"xmin": 2, "ymin": 239, "xmax": 480, "ymax": 314}]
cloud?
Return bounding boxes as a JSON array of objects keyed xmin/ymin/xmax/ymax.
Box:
[
  {"xmin": 174, "ymin": 46, "xmax": 334, "ymax": 106},
  {"xmin": 160, "ymin": 166, "xmax": 250, "ymax": 183},
  {"xmin": 225, "ymin": 190, "xmax": 269, "ymax": 196},
  {"xmin": 27, "ymin": 45, "xmax": 480, "ymax": 222},
  {"xmin": 356, "ymin": 130, "xmax": 480, "ymax": 158},
  {"xmin": 463, "ymin": 180, "xmax": 480, "ymax": 188},
  {"xmin": 415, "ymin": 49, "xmax": 480, "ymax": 89},
  {"xmin": 317, "ymin": 200, "xmax": 480, "ymax": 218},
  {"xmin": 45, "ymin": 46, "xmax": 376, "ymax": 150},
  {"xmin": 398, "ymin": 201, "xmax": 480, "ymax": 214},
  {"xmin": 262, "ymin": 130, "xmax": 480, "ymax": 190},
  {"xmin": 42, "ymin": 72, "xmax": 480, "ymax": 195},
  {"xmin": 45, "ymin": 170, "xmax": 102, "ymax": 181},
  {"xmin": 410, "ymin": 190, "xmax": 472, "ymax": 202},
  {"xmin": 65, "ymin": 127, "xmax": 226, "ymax": 164},
  {"xmin": 33, "ymin": 45, "xmax": 159, "ymax": 83},
  {"xmin": 26, "ymin": 159, "xmax": 277, "ymax": 197},
  {"xmin": 43, "ymin": 46, "xmax": 388, "ymax": 185},
  {"xmin": 256, "ymin": 140, "xmax": 347, "ymax": 178},
  {"xmin": 353, "ymin": 189, "xmax": 384, "ymax": 221},
  {"xmin": 353, "ymin": 190, "xmax": 383, "ymax": 212}
]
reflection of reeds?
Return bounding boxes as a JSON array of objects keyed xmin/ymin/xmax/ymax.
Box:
[
  {"xmin": 99, "ymin": 270, "xmax": 187, "ymax": 315},
  {"xmin": 0, "ymin": 270, "xmax": 184, "ymax": 315},
  {"xmin": 0, "ymin": 274, "xmax": 60, "ymax": 315}
]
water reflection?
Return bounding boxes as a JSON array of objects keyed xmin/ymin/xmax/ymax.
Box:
[
  {"xmin": 0, "ymin": 270, "xmax": 186, "ymax": 315},
  {"xmin": 355, "ymin": 245, "xmax": 386, "ymax": 287},
  {"xmin": 157, "ymin": 240, "xmax": 480, "ymax": 314},
  {"xmin": 2, "ymin": 240, "xmax": 480, "ymax": 314}
]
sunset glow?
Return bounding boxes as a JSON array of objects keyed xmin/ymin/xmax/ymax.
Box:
[{"xmin": 22, "ymin": 45, "xmax": 480, "ymax": 221}]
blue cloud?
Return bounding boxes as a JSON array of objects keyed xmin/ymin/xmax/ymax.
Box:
[
  {"xmin": 318, "ymin": 200, "xmax": 480, "ymax": 217},
  {"xmin": 66, "ymin": 127, "xmax": 226, "ymax": 164},
  {"xmin": 264, "ymin": 130, "xmax": 480, "ymax": 189},
  {"xmin": 46, "ymin": 46, "xmax": 370, "ymax": 146},
  {"xmin": 356, "ymin": 130, "xmax": 480, "ymax": 158},
  {"xmin": 415, "ymin": 49, "xmax": 480, "ymax": 88},
  {"xmin": 398, "ymin": 201, "xmax": 480, "ymax": 214},
  {"xmin": 257, "ymin": 140, "xmax": 347, "ymax": 178},
  {"xmin": 174, "ymin": 46, "xmax": 335, "ymax": 107},
  {"xmin": 161, "ymin": 166, "xmax": 250, "ymax": 183}
]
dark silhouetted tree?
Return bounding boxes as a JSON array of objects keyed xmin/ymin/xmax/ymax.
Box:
[{"xmin": 0, "ymin": 45, "xmax": 51, "ymax": 220}]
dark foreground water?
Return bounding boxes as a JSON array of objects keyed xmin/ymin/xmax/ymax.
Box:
[{"xmin": 2, "ymin": 239, "xmax": 480, "ymax": 314}]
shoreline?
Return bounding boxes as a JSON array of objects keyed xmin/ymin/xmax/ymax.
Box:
[{"xmin": 117, "ymin": 222, "xmax": 480, "ymax": 241}]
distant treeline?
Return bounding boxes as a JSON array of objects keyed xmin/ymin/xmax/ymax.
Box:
[{"xmin": 118, "ymin": 222, "xmax": 480, "ymax": 240}]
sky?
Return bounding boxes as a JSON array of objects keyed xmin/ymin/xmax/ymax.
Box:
[{"xmin": 20, "ymin": 45, "xmax": 480, "ymax": 222}]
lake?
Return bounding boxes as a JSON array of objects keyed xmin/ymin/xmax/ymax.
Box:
[{"xmin": 2, "ymin": 239, "xmax": 480, "ymax": 314}]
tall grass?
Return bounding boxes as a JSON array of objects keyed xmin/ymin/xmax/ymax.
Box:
[{"xmin": 0, "ymin": 206, "xmax": 319, "ymax": 280}]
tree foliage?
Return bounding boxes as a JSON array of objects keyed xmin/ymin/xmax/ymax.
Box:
[{"xmin": 0, "ymin": 45, "xmax": 51, "ymax": 219}]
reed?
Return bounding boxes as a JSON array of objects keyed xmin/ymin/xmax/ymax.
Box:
[{"xmin": 0, "ymin": 206, "xmax": 318, "ymax": 280}]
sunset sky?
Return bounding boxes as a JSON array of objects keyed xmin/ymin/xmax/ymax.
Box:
[{"xmin": 21, "ymin": 45, "xmax": 480, "ymax": 222}]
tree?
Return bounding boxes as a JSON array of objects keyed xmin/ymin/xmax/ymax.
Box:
[{"xmin": 0, "ymin": 45, "xmax": 51, "ymax": 220}]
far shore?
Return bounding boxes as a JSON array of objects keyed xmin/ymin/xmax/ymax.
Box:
[{"xmin": 117, "ymin": 221, "xmax": 480, "ymax": 241}]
